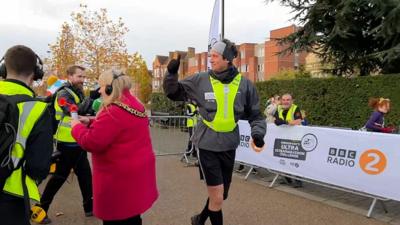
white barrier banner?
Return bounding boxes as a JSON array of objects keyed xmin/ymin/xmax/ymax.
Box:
[{"xmin": 236, "ymin": 120, "xmax": 400, "ymax": 201}]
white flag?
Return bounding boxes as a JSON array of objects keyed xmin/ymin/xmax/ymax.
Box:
[{"xmin": 208, "ymin": 0, "xmax": 221, "ymax": 69}]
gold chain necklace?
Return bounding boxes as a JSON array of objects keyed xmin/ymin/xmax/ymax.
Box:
[{"xmin": 112, "ymin": 102, "xmax": 147, "ymax": 118}]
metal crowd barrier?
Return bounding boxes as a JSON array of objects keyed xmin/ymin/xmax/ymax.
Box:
[
  {"xmin": 239, "ymin": 163, "xmax": 390, "ymax": 218},
  {"xmin": 149, "ymin": 116, "xmax": 190, "ymax": 156}
]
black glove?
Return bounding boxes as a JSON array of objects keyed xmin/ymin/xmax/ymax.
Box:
[
  {"xmin": 78, "ymin": 98, "xmax": 95, "ymax": 116},
  {"xmin": 252, "ymin": 134, "xmax": 265, "ymax": 148},
  {"xmin": 89, "ymin": 87, "xmax": 101, "ymax": 100},
  {"xmin": 167, "ymin": 54, "xmax": 181, "ymax": 74}
]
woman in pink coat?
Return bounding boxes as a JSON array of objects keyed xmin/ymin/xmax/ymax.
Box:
[{"xmin": 71, "ymin": 69, "xmax": 158, "ymax": 225}]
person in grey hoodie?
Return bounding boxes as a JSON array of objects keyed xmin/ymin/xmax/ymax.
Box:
[{"xmin": 163, "ymin": 39, "xmax": 266, "ymax": 225}]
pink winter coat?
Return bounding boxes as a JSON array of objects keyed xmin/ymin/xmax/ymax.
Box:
[{"xmin": 72, "ymin": 90, "xmax": 158, "ymax": 221}]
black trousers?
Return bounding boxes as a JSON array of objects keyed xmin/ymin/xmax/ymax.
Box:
[
  {"xmin": 0, "ymin": 193, "xmax": 30, "ymax": 225},
  {"xmin": 40, "ymin": 143, "xmax": 93, "ymax": 213},
  {"xmin": 103, "ymin": 215, "xmax": 142, "ymax": 225}
]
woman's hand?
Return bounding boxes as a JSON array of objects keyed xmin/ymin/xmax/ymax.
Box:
[
  {"xmin": 78, "ymin": 116, "xmax": 91, "ymax": 125},
  {"xmin": 71, "ymin": 118, "xmax": 81, "ymax": 128}
]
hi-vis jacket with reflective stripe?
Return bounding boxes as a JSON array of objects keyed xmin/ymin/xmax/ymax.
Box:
[
  {"xmin": 186, "ymin": 103, "xmax": 198, "ymax": 128},
  {"xmin": 54, "ymin": 84, "xmax": 82, "ymax": 143},
  {"xmin": 164, "ymin": 68, "xmax": 266, "ymax": 152},
  {"xmin": 0, "ymin": 79, "xmax": 53, "ymax": 201}
]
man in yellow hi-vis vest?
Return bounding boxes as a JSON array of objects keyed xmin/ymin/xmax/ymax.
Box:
[
  {"xmin": 274, "ymin": 93, "xmax": 303, "ymax": 188},
  {"xmin": 164, "ymin": 39, "xmax": 266, "ymax": 225},
  {"xmin": 185, "ymin": 102, "xmax": 198, "ymax": 158},
  {"xmin": 0, "ymin": 45, "xmax": 53, "ymax": 225},
  {"xmin": 274, "ymin": 93, "xmax": 302, "ymax": 126},
  {"xmin": 38, "ymin": 65, "xmax": 93, "ymax": 224}
]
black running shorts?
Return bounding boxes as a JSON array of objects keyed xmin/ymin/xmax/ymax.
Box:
[{"xmin": 198, "ymin": 148, "xmax": 236, "ymax": 199}]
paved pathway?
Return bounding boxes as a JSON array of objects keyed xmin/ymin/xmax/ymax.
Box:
[{"xmin": 38, "ymin": 155, "xmax": 394, "ymax": 225}]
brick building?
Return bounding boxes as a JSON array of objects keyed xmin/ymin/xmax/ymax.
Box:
[
  {"xmin": 152, "ymin": 55, "xmax": 168, "ymax": 92},
  {"xmin": 188, "ymin": 52, "xmax": 208, "ymax": 75},
  {"xmin": 264, "ymin": 25, "xmax": 307, "ymax": 80},
  {"xmin": 152, "ymin": 25, "xmax": 308, "ymax": 93}
]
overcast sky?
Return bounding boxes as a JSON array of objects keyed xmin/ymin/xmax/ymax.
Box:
[{"xmin": 0, "ymin": 0, "xmax": 294, "ymax": 69}]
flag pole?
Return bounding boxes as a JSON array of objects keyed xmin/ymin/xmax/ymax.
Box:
[{"xmin": 221, "ymin": 0, "xmax": 224, "ymax": 39}]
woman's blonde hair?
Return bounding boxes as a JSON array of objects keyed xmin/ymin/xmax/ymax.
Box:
[{"xmin": 99, "ymin": 69, "xmax": 132, "ymax": 107}]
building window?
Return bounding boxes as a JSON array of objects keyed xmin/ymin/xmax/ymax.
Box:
[
  {"xmin": 259, "ymin": 48, "xmax": 264, "ymax": 57},
  {"xmin": 257, "ymin": 64, "xmax": 264, "ymax": 72},
  {"xmin": 241, "ymin": 64, "xmax": 248, "ymax": 72},
  {"xmin": 241, "ymin": 50, "xmax": 245, "ymax": 58}
]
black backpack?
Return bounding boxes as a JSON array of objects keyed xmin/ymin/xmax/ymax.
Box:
[{"xmin": 0, "ymin": 94, "xmax": 32, "ymax": 189}]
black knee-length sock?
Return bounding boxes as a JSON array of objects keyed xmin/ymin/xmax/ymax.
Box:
[
  {"xmin": 209, "ymin": 209, "xmax": 223, "ymax": 225},
  {"xmin": 198, "ymin": 198, "xmax": 209, "ymax": 223}
]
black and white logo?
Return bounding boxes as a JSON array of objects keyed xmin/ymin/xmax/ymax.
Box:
[
  {"xmin": 301, "ymin": 133, "xmax": 318, "ymax": 152},
  {"xmin": 239, "ymin": 135, "xmax": 251, "ymax": 149},
  {"xmin": 327, "ymin": 148, "xmax": 357, "ymax": 168},
  {"xmin": 273, "ymin": 139, "xmax": 307, "ymax": 160},
  {"xmin": 290, "ymin": 162, "xmax": 300, "ymax": 168}
]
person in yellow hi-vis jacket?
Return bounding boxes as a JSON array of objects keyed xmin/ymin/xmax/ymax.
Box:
[
  {"xmin": 37, "ymin": 65, "xmax": 93, "ymax": 224},
  {"xmin": 185, "ymin": 101, "xmax": 198, "ymax": 158},
  {"xmin": 0, "ymin": 45, "xmax": 53, "ymax": 225},
  {"xmin": 164, "ymin": 39, "xmax": 266, "ymax": 225}
]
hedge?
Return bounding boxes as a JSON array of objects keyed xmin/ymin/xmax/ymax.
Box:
[
  {"xmin": 150, "ymin": 93, "xmax": 184, "ymax": 115},
  {"xmin": 255, "ymin": 75, "xmax": 400, "ymax": 129}
]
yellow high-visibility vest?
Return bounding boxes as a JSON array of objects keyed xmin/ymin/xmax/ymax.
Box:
[
  {"xmin": 278, "ymin": 104, "xmax": 298, "ymax": 122},
  {"xmin": 186, "ymin": 103, "xmax": 197, "ymax": 128},
  {"xmin": 203, "ymin": 74, "xmax": 242, "ymax": 132},
  {"xmin": 54, "ymin": 87, "xmax": 81, "ymax": 143},
  {"xmin": 0, "ymin": 81, "xmax": 47, "ymax": 201}
]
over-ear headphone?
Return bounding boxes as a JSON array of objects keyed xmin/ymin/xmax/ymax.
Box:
[
  {"xmin": 0, "ymin": 54, "xmax": 44, "ymax": 81},
  {"xmin": 221, "ymin": 39, "xmax": 238, "ymax": 62},
  {"xmin": 105, "ymin": 71, "xmax": 126, "ymax": 96}
]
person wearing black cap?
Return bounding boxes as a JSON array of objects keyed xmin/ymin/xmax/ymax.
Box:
[{"xmin": 163, "ymin": 39, "xmax": 266, "ymax": 225}]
